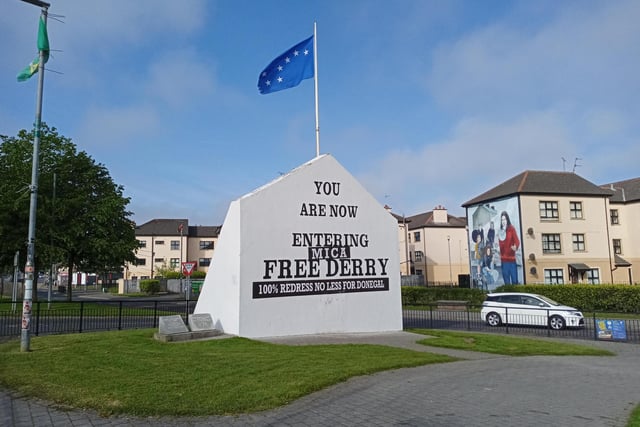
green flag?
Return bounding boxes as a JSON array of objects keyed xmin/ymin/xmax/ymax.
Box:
[{"xmin": 17, "ymin": 15, "xmax": 50, "ymax": 82}]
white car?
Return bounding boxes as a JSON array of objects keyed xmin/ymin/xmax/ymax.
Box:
[{"xmin": 481, "ymin": 292, "xmax": 585, "ymax": 330}]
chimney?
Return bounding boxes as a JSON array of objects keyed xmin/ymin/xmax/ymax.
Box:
[{"xmin": 433, "ymin": 205, "xmax": 448, "ymax": 224}]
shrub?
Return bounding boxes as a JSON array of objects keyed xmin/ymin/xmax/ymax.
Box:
[
  {"xmin": 191, "ymin": 271, "xmax": 206, "ymax": 279},
  {"xmin": 140, "ymin": 279, "xmax": 161, "ymax": 295}
]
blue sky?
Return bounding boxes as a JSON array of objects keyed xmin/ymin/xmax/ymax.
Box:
[{"xmin": 2, "ymin": 0, "xmax": 639, "ymax": 226}]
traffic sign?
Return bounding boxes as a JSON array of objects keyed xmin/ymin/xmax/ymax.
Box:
[{"xmin": 182, "ymin": 261, "xmax": 197, "ymax": 276}]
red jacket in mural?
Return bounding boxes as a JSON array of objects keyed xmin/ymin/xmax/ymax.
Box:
[{"xmin": 499, "ymin": 225, "xmax": 520, "ymax": 263}]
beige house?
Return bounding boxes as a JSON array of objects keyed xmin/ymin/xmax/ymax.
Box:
[
  {"xmin": 462, "ymin": 171, "xmax": 638, "ymax": 287},
  {"xmin": 387, "ymin": 205, "xmax": 469, "ymax": 286},
  {"xmin": 601, "ymin": 177, "xmax": 640, "ymax": 284},
  {"xmin": 125, "ymin": 219, "xmax": 221, "ymax": 279}
]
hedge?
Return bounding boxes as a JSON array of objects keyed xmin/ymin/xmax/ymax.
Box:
[
  {"xmin": 494, "ymin": 284, "xmax": 640, "ymax": 314},
  {"xmin": 400, "ymin": 284, "xmax": 640, "ymax": 313},
  {"xmin": 401, "ymin": 287, "xmax": 487, "ymax": 306}
]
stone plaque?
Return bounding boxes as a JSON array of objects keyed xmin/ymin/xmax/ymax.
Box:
[
  {"xmin": 158, "ymin": 315, "xmax": 189, "ymax": 335},
  {"xmin": 189, "ymin": 313, "xmax": 215, "ymax": 332}
]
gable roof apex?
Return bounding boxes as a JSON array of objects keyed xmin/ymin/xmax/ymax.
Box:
[{"xmin": 462, "ymin": 170, "xmax": 612, "ymax": 207}]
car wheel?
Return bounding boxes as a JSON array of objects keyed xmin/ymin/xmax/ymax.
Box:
[
  {"xmin": 549, "ymin": 315, "xmax": 566, "ymax": 330},
  {"xmin": 486, "ymin": 312, "xmax": 502, "ymax": 327}
]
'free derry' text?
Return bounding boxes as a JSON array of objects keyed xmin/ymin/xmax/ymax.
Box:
[{"xmin": 252, "ymin": 231, "xmax": 390, "ymax": 299}]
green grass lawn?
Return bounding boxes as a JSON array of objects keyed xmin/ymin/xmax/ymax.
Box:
[
  {"xmin": 408, "ymin": 329, "xmax": 614, "ymax": 356},
  {"xmin": 628, "ymin": 405, "xmax": 640, "ymax": 427},
  {"xmin": 0, "ymin": 329, "xmax": 454, "ymax": 417},
  {"xmin": 0, "ymin": 301, "xmax": 179, "ymax": 317},
  {"xmin": 0, "ymin": 328, "xmax": 629, "ymax": 421}
]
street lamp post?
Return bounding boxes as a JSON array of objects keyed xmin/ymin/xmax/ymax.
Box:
[
  {"xmin": 447, "ymin": 235, "xmax": 453, "ymax": 285},
  {"xmin": 20, "ymin": 0, "xmax": 50, "ymax": 353},
  {"xmin": 403, "ymin": 215, "xmax": 410, "ymax": 276}
]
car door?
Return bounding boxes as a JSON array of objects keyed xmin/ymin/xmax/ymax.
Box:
[
  {"xmin": 519, "ymin": 295, "xmax": 547, "ymax": 326},
  {"xmin": 499, "ymin": 295, "xmax": 523, "ymax": 324}
]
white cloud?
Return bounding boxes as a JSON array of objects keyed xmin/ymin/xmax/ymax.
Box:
[
  {"xmin": 358, "ymin": 111, "xmax": 574, "ymax": 216},
  {"xmin": 144, "ymin": 49, "xmax": 216, "ymax": 108},
  {"xmin": 53, "ymin": 0, "xmax": 208, "ymax": 48},
  {"xmin": 76, "ymin": 105, "xmax": 160, "ymax": 149},
  {"xmin": 427, "ymin": 0, "xmax": 640, "ymax": 115}
]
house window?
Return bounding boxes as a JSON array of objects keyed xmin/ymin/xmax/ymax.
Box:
[
  {"xmin": 135, "ymin": 258, "xmax": 146, "ymax": 266},
  {"xmin": 613, "ymin": 239, "xmax": 622, "ymax": 255},
  {"xmin": 154, "ymin": 257, "xmax": 164, "ymax": 263},
  {"xmin": 569, "ymin": 201, "xmax": 583, "ymax": 219},
  {"xmin": 170, "ymin": 258, "xmax": 179, "ymax": 268},
  {"xmin": 539, "ymin": 201, "xmax": 559, "ymax": 220},
  {"xmin": 138, "ymin": 240, "xmax": 146, "ymax": 248},
  {"xmin": 199, "ymin": 258, "xmax": 211, "ymax": 267},
  {"xmin": 544, "ymin": 268, "xmax": 564, "ymax": 284},
  {"xmin": 170, "ymin": 240, "xmax": 180, "ymax": 250},
  {"xmin": 542, "ymin": 234, "xmax": 562, "ymax": 254},
  {"xmin": 414, "ymin": 250, "xmax": 423, "ymax": 261},
  {"xmin": 155, "ymin": 240, "xmax": 164, "ymax": 245},
  {"xmin": 414, "ymin": 231, "xmax": 421, "ymax": 242},
  {"xmin": 586, "ymin": 269, "xmax": 600, "ymax": 285},
  {"xmin": 572, "ymin": 234, "xmax": 585, "ymax": 252},
  {"xmin": 200, "ymin": 241, "xmax": 214, "ymax": 250},
  {"xmin": 610, "ymin": 209, "xmax": 619, "ymax": 225},
  {"xmin": 407, "ymin": 232, "xmax": 411, "ymax": 243}
]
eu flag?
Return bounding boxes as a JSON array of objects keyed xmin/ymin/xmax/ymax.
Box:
[{"xmin": 258, "ymin": 36, "xmax": 314, "ymax": 95}]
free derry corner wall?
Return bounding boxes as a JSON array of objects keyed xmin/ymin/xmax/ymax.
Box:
[{"xmin": 194, "ymin": 154, "xmax": 402, "ymax": 338}]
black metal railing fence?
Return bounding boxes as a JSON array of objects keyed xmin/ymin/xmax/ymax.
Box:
[
  {"xmin": 1, "ymin": 300, "xmax": 638, "ymax": 344},
  {"xmin": 0, "ymin": 300, "xmax": 197, "ymax": 337},
  {"xmin": 403, "ymin": 303, "xmax": 640, "ymax": 344}
]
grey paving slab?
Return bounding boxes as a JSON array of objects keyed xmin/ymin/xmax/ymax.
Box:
[{"xmin": 1, "ymin": 331, "xmax": 639, "ymax": 426}]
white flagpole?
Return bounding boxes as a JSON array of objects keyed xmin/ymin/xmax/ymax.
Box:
[{"xmin": 313, "ymin": 21, "xmax": 320, "ymax": 157}]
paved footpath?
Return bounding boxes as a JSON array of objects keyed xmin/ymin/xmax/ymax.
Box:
[{"xmin": 2, "ymin": 331, "xmax": 640, "ymax": 426}]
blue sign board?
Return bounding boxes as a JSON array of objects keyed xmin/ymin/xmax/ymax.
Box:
[{"xmin": 596, "ymin": 319, "xmax": 627, "ymax": 341}]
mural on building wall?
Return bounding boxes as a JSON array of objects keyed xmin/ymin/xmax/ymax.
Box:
[{"xmin": 467, "ymin": 196, "xmax": 523, "ymax": 291}]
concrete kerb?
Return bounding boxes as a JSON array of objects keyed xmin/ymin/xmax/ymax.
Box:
[{"xmin": 257, "ymin": 330, "xmax": 505, "ymax": 360}]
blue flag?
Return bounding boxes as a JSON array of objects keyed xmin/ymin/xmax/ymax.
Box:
[{"xmin": 258, "ymin": 36, "xmax": 314, "ymax": 94}]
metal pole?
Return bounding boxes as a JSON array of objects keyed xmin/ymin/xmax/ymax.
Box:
[
  {"xmin": 12, "ymin": 251, "xmax": 19, "ymax": 312},
  {"xmin": 313, "ymin": 21, "xmax": 320, "ymax": 157},
  {"xmin": 21, "ymin": 4, "xmax": 49, "ymax": 352},
  {"xmin": 179, "ymin": 223, "xmax": 184, "ymax": 298},
  {"xmin": 447, "ymin": 235, "xmax": 452, "ymax": 285},
  {"xmin": 48, "ymin": 172, "xmax": 56, "ymax": 308},
  {"xmin": 422, "ymin": 230, "xmax": 428, "ymax": 286},
  {"xmin": 403, "ymin": 215, "xmax": 409, "ymax": 275}
]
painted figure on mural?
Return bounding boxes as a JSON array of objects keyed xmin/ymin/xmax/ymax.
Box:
[
  {"xmin": 482, "ymin": 244, "xmax": 499, "ymax": 285},
  {"xmin": 486, "ymin": 221, "xmax": 495, "ymax": 247},
  {"xmin": 498, "ymin": 211, "xmax": 520, "ymax": 284}
]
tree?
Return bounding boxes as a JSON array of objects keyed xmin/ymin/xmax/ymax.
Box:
[{"xmin": 0, "ymin": 124, "xmax": 139, "ymax": 300}]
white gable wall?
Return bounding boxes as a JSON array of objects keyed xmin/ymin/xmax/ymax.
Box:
[{"xmin": 195, "ymin": 154, "xmax": 402, "ymax": 338}]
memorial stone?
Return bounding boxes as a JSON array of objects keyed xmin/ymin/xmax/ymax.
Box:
[
  {"xmin": 158, "ymin": 315, "xmax": 189, "ymax": 334},
  {"xmin": 188, "ymin": 313, "xmax": 215, "ymax": 332}
]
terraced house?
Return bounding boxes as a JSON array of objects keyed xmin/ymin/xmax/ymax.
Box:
[
  {"xmin": 462, "ymin": 171, "xmax": 638, "ymax": 289},
  {"xmin": 125, "ymin": 219, "xmax": 221, "ymax": 279},
  {"xmin": 387, "ymin": 205, "xmax": 470, "ymax": 286}
]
